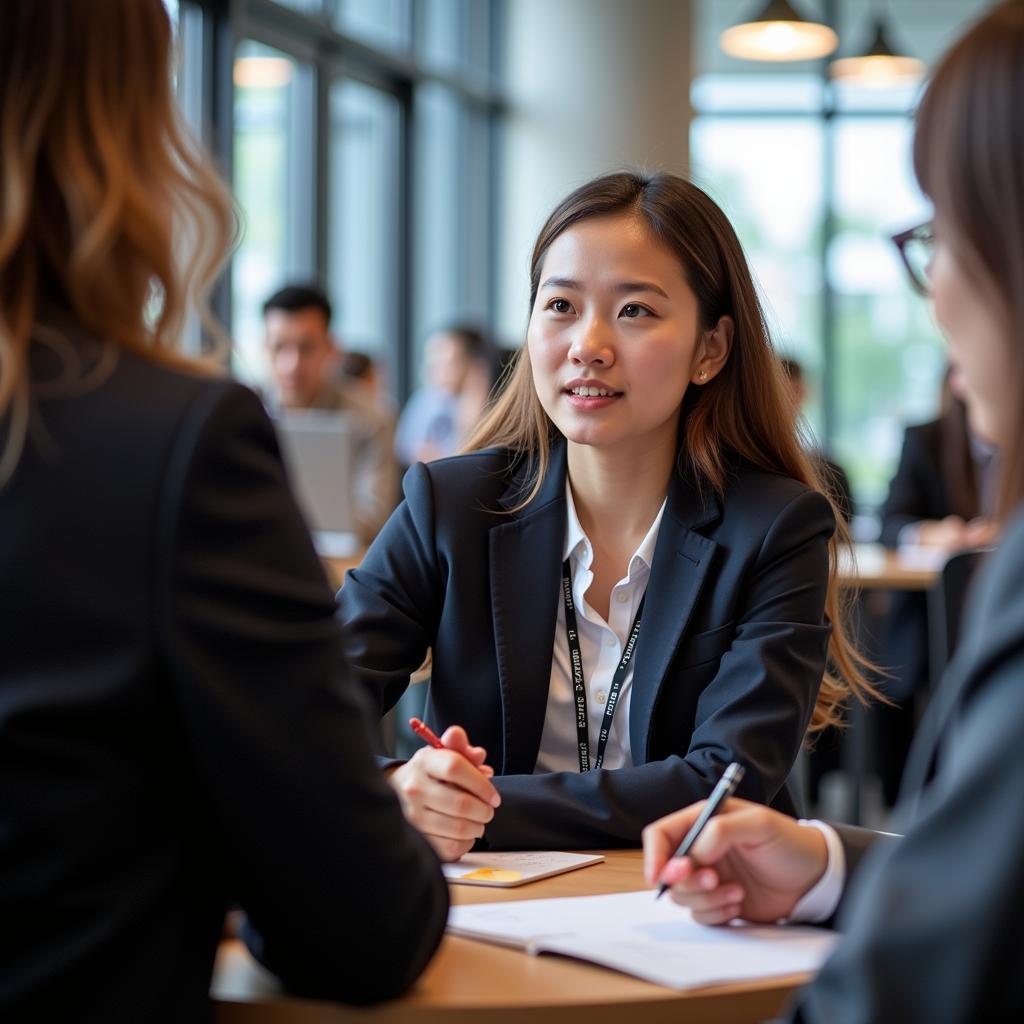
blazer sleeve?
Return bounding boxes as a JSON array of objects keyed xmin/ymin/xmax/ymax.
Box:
[
  {"xmin": 157, "ymin": 382, "xmax": 447, "ymax": 1005},
  {"xmin": 879, "ymin": 428, "xmax": 932, "ymax": 547},
  {"xmin": 335, "ymin": 461, "xmax": 444, "ymax": 717},
  {"xmin": 788, "ymin": 535, "xmax": 1024, "ymax": 1022},
  {"xmin": 485, "ymin": 488, "xmax": 834, "ymax": 849}
]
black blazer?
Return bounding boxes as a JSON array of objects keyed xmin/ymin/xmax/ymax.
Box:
[
  {"xmin": 0, "ymin": 341, "xmax": 447, "ymax": 1023},
  {"xmin": 337, "ymin": 441, "xmax": 835, "ymax": 848},
  {"xmin": 880, "ymin": 418, "xmax": 968, "ymax": 547},
  {"xmin": 789, "ymin": 511, "xmax": 1024, "ymax": 1022},
  {"xmin": 879, "ymin": 419, "xmax": 973, "ymax": 700}
]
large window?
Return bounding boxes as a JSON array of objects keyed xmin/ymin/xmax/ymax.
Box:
[
  {"xmin": 691, "ymin": 0, "xmax": 991, "ymax": 514},
  {"xmin": 691, "ymin": 116, "xmax": 825, "ymax": 433},
  {"xmin": 328, "ymin": 80, "xmax": 402, "ymax": 362},
  {"xmin": 232, "ymin": 41, "xmax": 315, "ymax": 380},
  {"xmin": 220, "ymin": 0, "xmax": 503, "ymax": 399}
]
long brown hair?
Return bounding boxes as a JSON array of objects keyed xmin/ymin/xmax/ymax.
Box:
[
  {"xmin": 914, "ymin": 0, "xmax": 1024, "ymax": 522},
  {"xmin": 0, "ymin": 0, "xmax": 234, "ymax": 482},
  {"xmin": 468, "ymin": 171, "xmax": 878, "ymax": 734}
]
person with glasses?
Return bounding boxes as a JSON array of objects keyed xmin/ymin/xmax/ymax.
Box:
[
  {"xmin": 644, "ymin": 3, "xmax": 1024, "ymax": 1019},
  {"xmin": 890, "ymin": 220, "xmax": 935, "ymax": 297}
]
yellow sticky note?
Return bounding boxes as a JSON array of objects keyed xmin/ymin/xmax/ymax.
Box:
[{"xmin": 460, "ymin": 868, "xmax": 523, "ymax": 883}]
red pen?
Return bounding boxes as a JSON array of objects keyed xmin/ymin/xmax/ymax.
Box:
[
  {"xmin": 409, "ymin": 717, "xmax": 492, "ymax": 777},
  {"xmin": 408, "ymin": 717, "xmax": 446, "ymax": 750}
]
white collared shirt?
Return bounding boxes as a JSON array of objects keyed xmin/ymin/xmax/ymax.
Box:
[{"xmin": 534, "ymin": 481, "xmax": 667, "ymax": 774}]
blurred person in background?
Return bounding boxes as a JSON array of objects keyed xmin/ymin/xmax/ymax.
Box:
[
  {"xmin": 339, "ymin": 349, "xmax": 394, "ymax": 412},
  {"xmin": 880, "ymin": 364, "xmax": 998, "ymax": 552},
  {"xmin": 263, "ymin": 284, "xmax": 398, "ymax": 543},
  {"xmin": 0, "ymin": 2, "xmax": 446, "ymax": 1019},
  {"xmin": 395, "ymin": 324, "xmax": 497, "ymax": 466}
]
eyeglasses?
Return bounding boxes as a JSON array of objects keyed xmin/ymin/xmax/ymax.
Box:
[{"xmin": 890, "ymin": 221, "xmax": 934, "ymax": 296}]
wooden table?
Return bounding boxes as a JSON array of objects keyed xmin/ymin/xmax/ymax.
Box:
[
  {"xmin": 838, "ymin": 543, "xmax": 940, "ymax": 591},
  {"xmin": 211, "ymin": 850, "xmax": 812, "ymax": 1023}
]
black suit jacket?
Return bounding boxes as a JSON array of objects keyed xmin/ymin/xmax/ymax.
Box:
[
  {"xmin": 336, "ymin": 441, "xmax": 835, "ymax": 848},
  {"xmin": 789, "ymin": 512, "xmax": 1024, "ymax": 1022},
  {"xmin": 879, "ymin": 419, "xmax": 979, "ymax": 700},
  {"xmin": 879, "ymin": 419, "xmax": 964, "ymax": 547},
  {"xmin": 0, "ymin": 341, "xmax": 447, "ymax": 1023}
]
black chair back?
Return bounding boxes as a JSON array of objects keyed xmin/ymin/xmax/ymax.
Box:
[{"xmin": 928, "ymin": 547, "xmax": 992, "ymax": 686}]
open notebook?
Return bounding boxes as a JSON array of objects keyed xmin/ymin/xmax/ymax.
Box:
[{"xmin": 448, "ymin": 889, "xmax": 837, "ymax": 990}]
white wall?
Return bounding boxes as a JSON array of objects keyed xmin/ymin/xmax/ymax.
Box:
[{"xmin": 497, "ymin": 0, "xmax": 694, "ymax": 344}]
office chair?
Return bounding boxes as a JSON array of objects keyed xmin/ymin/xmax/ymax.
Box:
[{"xmin": 927, "ymin": 547, "xmax": 993, "ymax": 687}]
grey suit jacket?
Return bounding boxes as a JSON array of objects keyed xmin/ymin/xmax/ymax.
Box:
[
  {"xmin": 789, "ymin": 511, "xmax": 1024, "ymax": 1022},
  {"xmin": 337, "ymin": 439, "xmax": 836, "ymax": 848}
]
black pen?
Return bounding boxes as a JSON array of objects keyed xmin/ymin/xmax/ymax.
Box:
[{"xmin": 655, "ymin": 762, "xmax": 745, "ymax": 900}]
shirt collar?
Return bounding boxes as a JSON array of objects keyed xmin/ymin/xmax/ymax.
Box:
[
  {"xmin": 563, "ymin": 479, "xmax": 591, "ymax": 565},
  {"xmin": 562, "ymin": 479, "xmax": 667, "ymax": 575}
]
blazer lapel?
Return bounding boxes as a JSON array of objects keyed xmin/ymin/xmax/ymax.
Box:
[
  {"xmin": 898, "ymin": 615, "xmax": 984, "ymax": 814},
  {"xmin": 488, "ymin": 445, "xmax": 567, "ymax": 775},
  {"xmin": 629, "ymin": 470, "xmax": 721, "ymax": 762}
]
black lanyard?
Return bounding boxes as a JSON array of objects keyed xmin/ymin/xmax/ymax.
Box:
[{"xmin": 561, "ymin": 558, "xmax": 645, "ymax": 773}]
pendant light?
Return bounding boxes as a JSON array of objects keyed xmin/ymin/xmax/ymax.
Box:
[
  {"xmin": 830, "ymin": 15, "xmax": 925, "ymax": 86},
  {"xmin": 720, "ymin": 0, "xmax": 838, "ymax": 63}
]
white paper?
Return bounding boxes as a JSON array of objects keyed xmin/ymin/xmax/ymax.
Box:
[
  {"xmin": 447, "ymin": 889, "xmax": 837, "ymax": 990},
  {"xmin": 442, "ymin": 850, "xmax": 603, "ymax": 886}
]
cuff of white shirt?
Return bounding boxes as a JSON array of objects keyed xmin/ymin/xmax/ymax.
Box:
[{"xmin": 784, "ymin": 819, "xmax": 846, "ymax": 924}]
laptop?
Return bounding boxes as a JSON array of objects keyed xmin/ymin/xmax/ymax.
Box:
[{"xmin": 274, "ymin": 409, "xmax": 360, "ymax": 558}]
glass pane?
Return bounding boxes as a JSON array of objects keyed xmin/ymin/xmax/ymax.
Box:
[
  {"xmin": 336, "ymin": 0, "xmax": 410, "ymax": 51},
  {"xmin": 691, "ymin": 116, "xmax": 825, "ymax": 434},
  {"xmin": 461, "ymin": 104, "xmax": 492, "ymax": 326},
  {"xmin": 232, "ymin": 41, "xmax": 315, "ymax": 382},
  {"xmin": 274, "ymin": 0, "xmax": 323, "ymax": 12},
  {"xmin": 413, "ymin": 83, "xmax": 462, "ymax": 375},
  {"xmin": 691, "ymin": 74, "xmax": 823, "ymax": 114},
  {"xmin": 830, "ymin": 118, "xmax": 939, "ymax": 509},
  {"xmin": 175, "ymin": 3, "xmax": 205, "ymax": 140},
  {"xmin": 328, "ymin": 80, "xmax": 401, "ymax": 369}
]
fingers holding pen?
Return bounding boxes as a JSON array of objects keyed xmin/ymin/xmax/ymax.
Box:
[
  {"xmin": 440, "ymin": 725, "xmax": 496, "ymax": 779},
  {"xmin": 388, "ymin": 723, "xmax": 502, "ymax": 862},
  {"xmin": 657, "ymin": 856, "xmax": 745, "ymax": 922}
]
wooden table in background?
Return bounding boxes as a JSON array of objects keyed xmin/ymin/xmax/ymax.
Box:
[
  {"xmin": 211, "ymin": 850, "xmax": 812, "ymax": 1023},
  {"xmin": 838, "ymin": 543, "xmax": 940, "ymax": 591}
]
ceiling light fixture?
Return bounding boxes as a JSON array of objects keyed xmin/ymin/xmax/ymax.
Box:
[
  {"xmin": 720, "ymin": 0, "xmax": 838, "ymax": 63},
  {"xmin": 830, "ymin": 16, "xmax": 925, "ymax": 86}
]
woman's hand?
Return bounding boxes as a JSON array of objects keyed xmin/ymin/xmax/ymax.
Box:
[
  {"xmin": 386, "ymin": 726, "xmax": 500, "ymax": 862},
  {"xmin": 642, "ymin": 798, "xmax": 828, "ymax": 925},
  {"xmin": 916, "ymin": 515, "xmax": 998, "ymax": 552}
]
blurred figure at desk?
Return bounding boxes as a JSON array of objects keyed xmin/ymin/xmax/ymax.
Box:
[
  {"xmin": 881, "ymin": 365, "xmax": 998, "ymax": 552},
  {"xmin": 876, "ymin": 365, "xmax": 999, "ymax": 805},
  {"xmin": 263, "ymin": 284, "xmax": 398, "ymax": 543}
]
